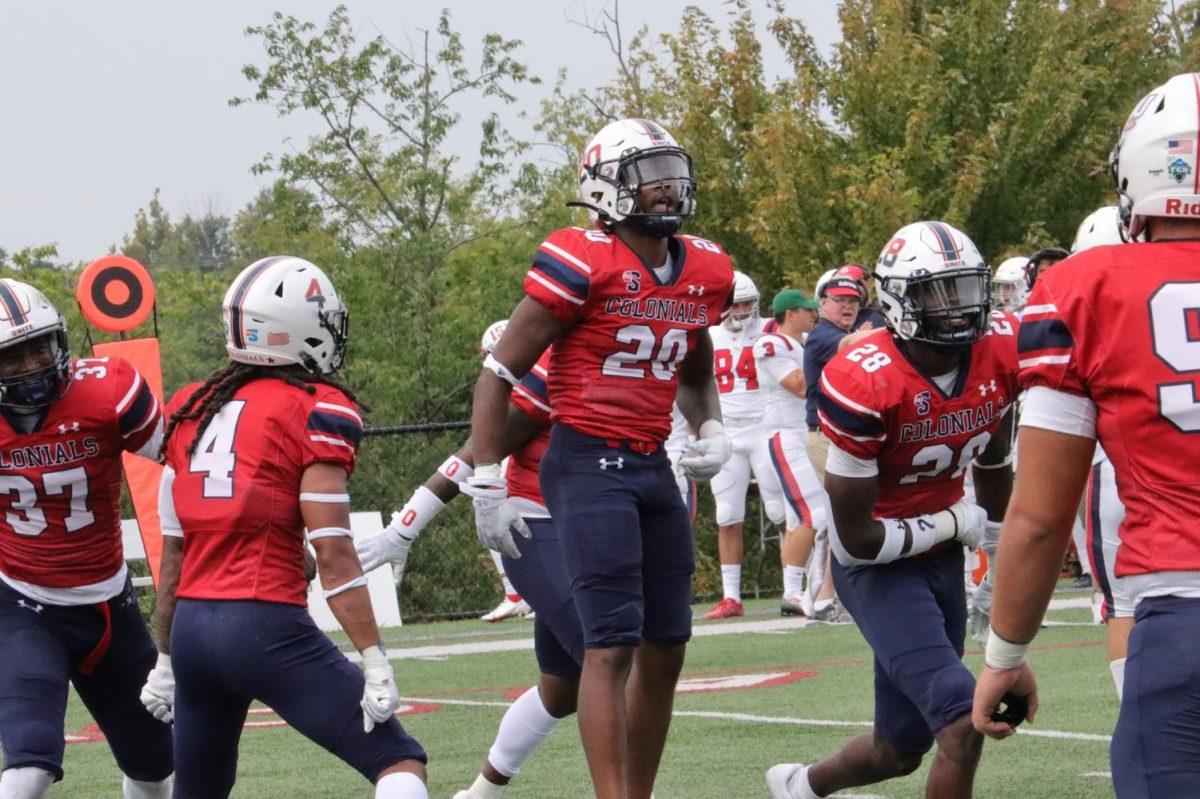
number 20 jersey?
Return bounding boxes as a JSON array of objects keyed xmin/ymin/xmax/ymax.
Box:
[
  {"xmin": 524, "ymin": 226, "xmax": 735, "ymax": 444},
  {"xmin": 1019, "ymin": 242, "xmax": 1200, "ymax": 580},
  {"xmin": 163, "ymin": 378, "xmax": 363, "ymax": 606},
  {"xmin": 817, "ymin": 317, "xmax": 1019, "ymax": 519}
]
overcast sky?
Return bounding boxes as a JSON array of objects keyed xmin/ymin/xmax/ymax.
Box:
[{"xmin": 0, "ymin": 1, "xmax": 841, "ymax": 263}]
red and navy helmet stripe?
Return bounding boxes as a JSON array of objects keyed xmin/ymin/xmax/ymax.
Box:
[
  {"xmin": 633, "ymin": 119, "xmax": 668, "ymax": 144},
  {"xmin": 0, "ymin": 282, "xmax": 28, "ymax": 326},
  {"xmin": 229, "ymin": 257, "xmax": 286, "ymax": 349},
  {"xmin": 924, "ymin": 222, "xmax": 961, "ymax": 263}
]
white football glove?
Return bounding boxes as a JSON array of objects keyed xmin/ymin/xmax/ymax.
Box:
[
  {"xmin": 459, "ymin": 464, "xmax": 532, "ymax": 560},
  {"xmin": 360, "ymin": 645, "xmax": 401, "ymax": 732},
  {"xmin": 947, "ymin": 501, "xmax": 990, "ymax": 549},
  {"xmin": 678, "ymin": 420, "xmax": 733, "ymax": 481},
  {"xmin": 355, "ymin": 514, "xmax": 415, "ymax": 584},
  {"xmin": 140, "ymin": 653, "xmax": 175, "ymax": 724}
]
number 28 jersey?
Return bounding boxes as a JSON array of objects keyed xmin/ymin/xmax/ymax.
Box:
[
  {"xmin": 524, "ymin": 226, "xmax": 735, "ymax": 444},
  {"xmin": 817, "ymin": 316, "xmax": 1019, "ymax": 519},
  {"xmin": 163, "ymin": 378, "xmax": 363, "ymax": 606}
]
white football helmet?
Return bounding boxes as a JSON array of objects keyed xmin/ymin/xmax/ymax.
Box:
[
  {"xmin": 223, "ymin": 256, "xmax": 348, "ymax": 374},
  {"xmin": 723, "ymin": 271, "xmax": 760, "ymax": 332},
  {"xmin": 990, "ymin": 256, "xmax": 1029, "ymax": 312},
  {"xmin": 480, "ymin": 319, "xmax": 508, "ymax": 357},
  {"xmin": 0, "ymin": 279, "xmax": 70, "ymax": 409},
  {"xmin": 575, "ymin": 118, "xmax": 695, "ymax": 236},
  {"xmin": 814, "ymin": 269, "xmax": 835, "ymax": 299},
  {"xmin": 874, "ymin": 221, "xmax": 990, "ymax": 347},
  {"xmin": 1112, "ymin": 72, "xmax": 1200, "ymax": 239},
  {"xmin": 1072, "ymin": 205, "xmax": 1125, "ymax": 252}
]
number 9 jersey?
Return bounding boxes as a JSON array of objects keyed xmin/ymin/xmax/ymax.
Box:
[
  {"xmin": 162, "ymin": 379, "xmax": 363, "ymax": 606},
  {"xmin": 524, "ymin": 225, "xmax": 735, "ymax": 444},
  {"xmin": 817, "ymin": 317, "xmax": 1019, "ymax": 519}
]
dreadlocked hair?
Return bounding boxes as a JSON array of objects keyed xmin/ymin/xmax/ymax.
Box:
[{"xmin": 160, "ymin": 362, "xmax": 364, "ymax": 462}]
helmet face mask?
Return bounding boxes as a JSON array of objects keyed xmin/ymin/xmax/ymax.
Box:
[
  {"xmin": 577, "ymin": 120, "xmax": 696, "ymax": 238},
  {"xmin": 0, "ymin": 329, "xmax": 70, "ymax": 411},
  {"xmin": 724, "ymin": 271, "xmax": 760, "ymax": 332},
  {"xmin": 990, "ymin": 256, "xmax": 1030, "ymax": 312}
]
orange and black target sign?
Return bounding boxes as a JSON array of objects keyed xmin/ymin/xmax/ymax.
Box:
[{"xmin": 76, "ymin": 255, "xmax": 155, "ymax": 333}]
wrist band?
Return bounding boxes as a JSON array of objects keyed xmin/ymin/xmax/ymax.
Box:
[
  {"xmin": 437, "ymin": 454, "xmax": 474, "ymax": 484},
  {"xmin": 985, "ymin": 629, "xmax": 1030, "ymax": 670}
]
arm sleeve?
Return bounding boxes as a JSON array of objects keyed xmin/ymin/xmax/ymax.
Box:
[
  {"xmin": 301, "ymin": 391, "xmax": 363, "ymax": 474},
  {"xmin": 816, "ymin": 365, "xmax": 887, "ymax": 459},
  {"xmin": 753, "ymin": 336, "xmax": 802, "ymax": 383},
  {"xmin": 1018, "ymin": 385, "xmax": 1098, "ymax": 439},
  {"xmin": 523, "ymin": 229, "xmax": 592, "ymax": 325},
  {"xmin": 510, "ymin": 352, "xmax": 552, "ymax": 425},
  {"xmin": 1016, "ymin": 281, "xmax": 1089, "ymax": 396},
  {"xmin": 158, "ymin": 465, "xmax": 183, "ymax": 538},
  {"xmin": 113, "ymin": 359, "xmax": 162, "ymax": 455}
]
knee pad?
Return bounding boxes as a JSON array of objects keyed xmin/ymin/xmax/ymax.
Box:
[
  {"xmin": 762, "ymin": 496, "xmax": 786, "ymax": 526},
  {"xmin": 123, "ymin": 776, "xmax": 172, "ymax": 799},
  {"xmin": 714, "ymin": 500, "xmax": 745, "ymax": 527},
  {"xmin": 0, "ymin": 767, "xmax": 55, "ymax": 799}
]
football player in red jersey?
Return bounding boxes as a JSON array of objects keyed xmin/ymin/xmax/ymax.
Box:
[
  {"xmin": 468, "ymin": 118, "xmax": 734, "ymax": 799},
  {"xmin": 0, "ymin": 280, "xmax": 172, "ymax": 799},
  {"xmin": 768, "ymin": 222, "xmax": 1017, "ymax": 799},
  {"xmin": 142, "ymin": 257, "xmax": 427, "ymax": 799},
  {"xmin": 973, "ymin": 73, "xmax": 1200, "ymax": 798}
]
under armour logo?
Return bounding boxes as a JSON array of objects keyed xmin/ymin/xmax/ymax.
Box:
[
  {"xmin": 978, "ymin": 380, "xmax": 998, "ymax": 396},
  {"xmin": 687, "ymin": 284, "xmax": 705, "ymax": 295},
  {"xmin": 17, "ymin": 599, "xmax": 43, "ymax": 614},
  {"xmin": 57, "ymin": 422, "xmax": 80, "ymax": 434},
  {"xmin": 599, "ymin": 457, "xmax": 624, "ymax": 471}
]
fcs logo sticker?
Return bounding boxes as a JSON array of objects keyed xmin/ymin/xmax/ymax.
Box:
[{"xmin": 305, "ymin": 278, "xmax": 326, "ymax": 308}]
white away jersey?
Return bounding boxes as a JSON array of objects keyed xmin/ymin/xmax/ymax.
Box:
[
  {"xmin": 753, "ymin": 331, "xmax": 807, "ymax": 432},
  {"xmin": 710, "ymin": 317, "xmax": 768, "ymax": 428}
]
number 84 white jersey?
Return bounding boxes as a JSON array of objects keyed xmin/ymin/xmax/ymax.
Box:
[{"xmin": 710, "ymin": 317, "xmax": 770, "ymax": 427}]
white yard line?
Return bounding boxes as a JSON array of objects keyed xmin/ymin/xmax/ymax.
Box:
[
  {"xmin": 1047, "ymin": 596, "xmax": 1093, "ymax": 610},
  {"xmin": 397, "ymin": 696, "xmax": 1111, "ymax": 743}
]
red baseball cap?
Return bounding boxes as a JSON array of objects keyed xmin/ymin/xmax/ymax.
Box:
[
  {"xmin": 835, "ymin": 263, "xmax": 869, "ymax": 283},
  {"xmin": 822, "ymin": 277, "xmax": 863, "ymax": 298}
]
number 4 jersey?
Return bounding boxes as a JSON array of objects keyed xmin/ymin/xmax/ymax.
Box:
[
  {"xmin": 0, "ymin": 356, "xmax": 161, "ymax": 603},
  {"xmin": 525, "ymin": 226, "xmax": 735, "ymax": 444},
  {"xmin": 817, "ymin": 316, "xmax": 1019, "ymax": 519},
  {"xmin": 163, "ymin": 378, "xmax": 363, "ymax": 606},
  {"xmin": 1019, "ymin": 242, "xmax": 1200, "ymax": 583}
]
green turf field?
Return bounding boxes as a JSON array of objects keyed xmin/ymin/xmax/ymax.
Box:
[{"xmin": 54, "ymin": 588, "xmax": 1116, "ymax": 798}]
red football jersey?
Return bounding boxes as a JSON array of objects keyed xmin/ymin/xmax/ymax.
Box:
[
  {"xmin": 1019, "ymin": 242, "xmax": 1200, "ymax": 578},
  {"xmin": 818, "ymin": 315, "xmax": 1019, "ymax": 519},
  {"xmin": 524, "ymin": 226, "xmax": 735, "ymax": 444},
  {"xmin": 507, "ymin": 350, "xmax": 551, "ymax": 507},
  {"xmin": 164, "ymin": 378, "xmax": 362, "ymax": 606},
  {"xmin": 0, "ymin": 356, "xmax": 160, "ymax": 592}
]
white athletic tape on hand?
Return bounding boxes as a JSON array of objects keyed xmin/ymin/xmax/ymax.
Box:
[
  {"xmin": 307, "ymin": 526, "xmax": 354, "ymax": 541},
  {"xmin": 324, "ymin": 575, "xmax": 369, "ymax": 599},
  {"xmin": 299, "ymin": 492, "xmax": 351, "ymax": 503}
]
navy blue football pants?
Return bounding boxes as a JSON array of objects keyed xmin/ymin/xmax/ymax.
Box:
[
  {"xmin": 170, "ymin": 598, "xmax": 425, "ymax": 799},
  {"xmin": 0, "ymin": 576, "xmax": 172, "ymax": 783}
]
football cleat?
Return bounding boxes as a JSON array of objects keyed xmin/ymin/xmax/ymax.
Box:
[
  {"xmin": 810, "ymin": 599, "xmax": 853, "ymax": 625},
  {"xmin": 779, "ymin": 595, "xmax": 806, "ymax": 618},
  {"xmin": 702, "ymin": 597, "xmax": 745, "ymax": 620},
  {"xmin": 765, "ymin": 763, "xmax": 806, "ymax": 799},
  {"xmin": 481, "ymin": 596, "xmax": 532, "ymax": 623}
]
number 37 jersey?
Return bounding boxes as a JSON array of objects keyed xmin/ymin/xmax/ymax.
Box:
[
  {"xmin": 524, "ymin": 226, "xmax": 735, "ymax": 444},
  {"xmin": 163, "ymin": 378, "xmax": 363, "ymax": 606},
  {"xmin": 817, "ymin": 317, "xmax": 1019, "ymax": 519}
]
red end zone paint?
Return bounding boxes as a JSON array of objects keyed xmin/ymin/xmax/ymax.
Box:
[
  {"xmin": 504, "ymin": 669, "xmax": 817, "ymax": 701},
  {"xmin": 66, "ymin": 702, "xmax": 442, "ymax": 745}
]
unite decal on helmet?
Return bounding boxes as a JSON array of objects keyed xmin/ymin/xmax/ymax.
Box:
[
  {"xmin": 574, "ymin": 118, "xmax": 696, "ymax": 237},
  {"xmin": 222, "ymin": 256, "xmax": 349, "ymax": 374},
  {"xmin": 723, "ymin": 271, "xmax": 760, "ymax": 332},
  {"xmin": 480, "ymin": 319, "xmax": 508, "ymax": 357},
  {"xmin": 990, "ymin": 256, "xmax": 1029, "ymax": 313},
  {"xmin": 0, "ymin": 279, "xmax": 70, "ymax": 409},
  {"xmin": 1072, "ymin": 205, "xmax": 1126, "ymax": 253},
  {"xmin": 1112, "ymin": 72, "xmax": 1200, "ymax": 240},
  {"xmin": 874, "ymin": 221, "xmax": 991, "ymax": 347}
]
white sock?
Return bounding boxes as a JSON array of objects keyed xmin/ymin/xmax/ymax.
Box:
[
  {"xmin": 788, "ymin": 765, "xmax": 824, "ymax": 799},
  {"xmin": 1110, "ymin": 657, "xmax": 1126, "ymax": 700},
  {"xmin": 813, "ymin": 597, "xmax": 834, "ymax": 614},
  {"xmin": 489, "ymin": 550, "xmax": 519, "ymax": 597},
  {"xmin": 375, "ymin": 770, "xmax": 428, "ymax": 799},
  {"xmin": 465, "ymin": 773, "xmax": 506, "ymax": 799},
  {"xmin": 783, "ymin": 565, "xmax": 806, "ymax": 599},
  {"xmin": 721, "ymin": 564, "xmax": 742, "ymax": 601},
  {"xmin": 392, "ymin": 486, "xmax": 446, "ymax": 541},
  {"xmin": 122, "ymin": 776, "xmax": 171, "ymax": 799},
  {"xmin": 0, "ymin": 767, "xmax": 54, "ymax": 799},
  {"xmin": 487, "ymin": 686, "xmax": 563, "ymax": 778}
]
